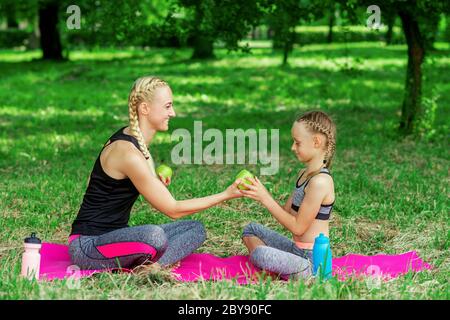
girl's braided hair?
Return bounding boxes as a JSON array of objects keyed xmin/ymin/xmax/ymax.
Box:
[{"xmin": 296, "ymin": 110, "xmax": 337, "ymax": 180}]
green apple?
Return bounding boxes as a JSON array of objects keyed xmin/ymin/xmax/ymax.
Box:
[
  {"xmin": 235, "ymin": 169, "xmax": 254, "ymax": 190},
  {"xmin": 156, "ymin": 164, "xmax": 173, "ymax": 179}
]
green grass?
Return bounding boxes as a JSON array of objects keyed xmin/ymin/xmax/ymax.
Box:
[{"xmin": 0, "ymin": 41, "xmax": 449, "ymax": 299}]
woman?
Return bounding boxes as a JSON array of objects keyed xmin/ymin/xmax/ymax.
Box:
[{"xmin": 69, "ymin": 76, "xmax": 243, "ymax": 271}]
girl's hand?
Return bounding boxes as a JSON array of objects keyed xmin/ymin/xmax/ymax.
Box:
[
  {"xmin": 240, "ymin": 176, "xmax": 273, "ymax": 205},
  {"xmin": 224, "ymin": 179, "xmax": 244, "ymax": 199},
  {"xmin": 158, "ymin": 174, "xmax": 171, "ymax": 187}
]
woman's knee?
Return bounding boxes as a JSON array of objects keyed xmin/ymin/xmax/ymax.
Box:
[
  {"xmin": 139, "ymin": 225, "xmax": 168, "ymax": 252},
  {"xmin": 242, "ymin": 222, "xmax": 263, "ymax": 238},
  {"xmin": 189, "ymin": 220, "xmax": 207, "ymax": 245}
]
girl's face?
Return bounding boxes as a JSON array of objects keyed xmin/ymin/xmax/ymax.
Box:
[
  {"xmin": 291, "ymin": 121, "xmax": 325, "ymax": 163},
  {"xmin": 144, "ymin": 86, "xmax": 176, "ymax": 131}
]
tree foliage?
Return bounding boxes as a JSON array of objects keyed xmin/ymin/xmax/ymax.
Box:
[
  {"xmin": 267, "ymin": 0, "xmax": 327, "ymax": 65},
  {"xmin": 167, "ymin": 0, "xmax": 265, "ymax": 58}
]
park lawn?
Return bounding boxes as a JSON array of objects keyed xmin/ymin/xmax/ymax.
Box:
[{"xmin": 0, "ymin": 41, "xmax": 448, "ymax": 299}]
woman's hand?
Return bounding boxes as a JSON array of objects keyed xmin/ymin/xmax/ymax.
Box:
[
  {"xmin": 158, "ymin": 174, "xmax": 171, "ymax": 187},
  {"xmin": 240, "ymin": 176, "xmax": 273, "ymax": 205},
  {"xmin": 224, "ymin": 179, "xmax": 244, "ymax": 199}
]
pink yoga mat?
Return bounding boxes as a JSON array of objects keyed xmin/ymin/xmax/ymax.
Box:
[
  {"xmin": 38, "ymin": 242, "xmax": 433, "ymax": 284},
  {"xmin": 332, "ymin": 250, "xmax": 433, "ymax": 281},
  {"xmin": 39, "ymin": 243, "xmax": 132, "ymax": 281},
  {"xmin": 171, "ymin": 253, "xmax": 262, "ymax": 284}
]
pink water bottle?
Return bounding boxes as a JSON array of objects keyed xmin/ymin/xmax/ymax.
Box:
[{"xmin": 21, "ymin": 233, "xmax": 42, "ymax": 280}]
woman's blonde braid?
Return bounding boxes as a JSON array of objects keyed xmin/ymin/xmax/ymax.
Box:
[{"xmin": 128, "ymin": 77, "xmax": 169, "ymax": 177}]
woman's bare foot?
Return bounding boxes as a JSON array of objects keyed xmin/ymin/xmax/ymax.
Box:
[
  {"xmin": 133, "ymin": 261, "xmax": 181, "ymax": 282},
  {"xmin": 133, "ymin": 262, "xmax": 162, "ymax": 275}
]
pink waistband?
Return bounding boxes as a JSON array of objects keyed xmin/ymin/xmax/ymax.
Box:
[
  {"xmin": 68, "ymin": 234, "xmax": 81, "ymax": 244},
  {"xmin": 295, "ymin": 241, "xmax": 314, "ymax": 250}
]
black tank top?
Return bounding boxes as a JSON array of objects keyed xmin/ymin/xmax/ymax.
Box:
[{"xmin": 70, "ymin": 127, "xmax": 142, "ymax": 236}]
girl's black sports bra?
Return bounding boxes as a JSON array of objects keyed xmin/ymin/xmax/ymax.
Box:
[{"xmin": 290, "ymin": 167, "xmax": 335, "ymax": 220}]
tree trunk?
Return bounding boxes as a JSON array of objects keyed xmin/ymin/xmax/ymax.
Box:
[
  {"xmin": 327, "ymin": 8, "xmax": 334, "ymax": 43},
  {"xmin": 38, "ymin": 0, "xmax": 64, "ymax": 60},
  {"xmin": 267, "ymin": 27, "xmax": 273, "ymax": 40},
  {"xmin": 272, "ymin": 28, "xmax": 283, "ymax": 50},
  {"xmin": 398, "ymin": 11, "xmax": 425, "ymax": 135},
  {"xmin": 191, "ymin": 34, "xmax": 215, "ymax": 59},
  {"xmin": 385, "ymin": 14, "xmax": 395, "ymax": 45},
  {"xmin": 282, "ymin": 41, "xmax": 289, "ymax": 65},
  {"xmin": 252, "ymin": 27, "xmax": 257, "ymax": 40},
  {"xmin": 6, "ymin": 6, "xmax": 19, "ymax": 29},
  {"xmin": 282, "ymin": 31, "xmax": 295, "ymax": 66},
  {"xmin": 191, "ymin": 2, "xmax": 214, "ymax": 60}
]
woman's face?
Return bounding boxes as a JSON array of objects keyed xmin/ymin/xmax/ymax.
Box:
[
  {"xmin": 291, "ymin": 121, "xmax": 323, "ymax": 163},
  {"xmin": 145, "ymin": 86, "xmax": 176, "ymax": 131}
]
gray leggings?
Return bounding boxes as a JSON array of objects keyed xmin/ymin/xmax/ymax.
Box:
[
  {"xmin": 68, "ymin": 220, "xmax": 206, "ymax": 270},
  {"xmin": 242, "ymin": 222, "xmax": 312, "ymax": 279}
]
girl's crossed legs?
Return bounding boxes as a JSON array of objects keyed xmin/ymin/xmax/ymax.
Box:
[{"xmin": 242, "ymin": 222, "xmax": 312, "ymax": 279}]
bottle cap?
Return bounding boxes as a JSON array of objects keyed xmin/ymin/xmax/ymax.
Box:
[
  {"xmin": 24, "ymin": 233, "xmax": 41, "ymax": 244},
  {"xmin": 314, "ymin": 233, "xmax": 329, "ymax": 245}
]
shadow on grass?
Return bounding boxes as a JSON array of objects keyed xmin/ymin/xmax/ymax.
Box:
[
  {"xmin": 1, "ymin": 44, "xmax": 448, "ymax": 159},
  {"xmin": 0, "ymin": 104, "xmax": 404, "ymax": 163}
]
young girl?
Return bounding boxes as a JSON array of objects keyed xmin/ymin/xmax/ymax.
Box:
[
  {"xmin": 69, "ymin": 76, "xmax": 242, "ymax": 271},
  {"xmin": 240, "ymin": 110, "xmax": 336, "ymax": 279}
]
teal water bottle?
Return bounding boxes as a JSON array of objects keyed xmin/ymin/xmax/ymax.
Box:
[{"xmin": 312, "ymin": 233, "xmax": 332, "ymax": 279}]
